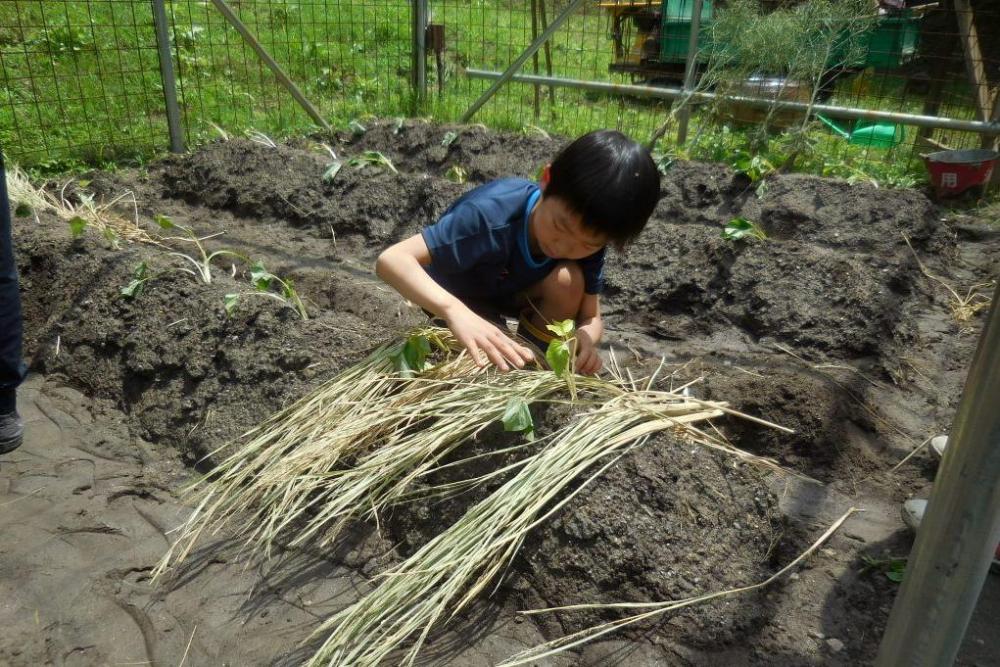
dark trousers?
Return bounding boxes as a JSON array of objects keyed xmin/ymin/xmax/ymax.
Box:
[{"xmin": 0, "ymin": 152, "xmax": 25, "ymax": 412}]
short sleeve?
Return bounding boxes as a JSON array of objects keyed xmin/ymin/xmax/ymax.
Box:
[
  {"xmin": 421, "ymin": 202, "xmax": 507, "ymax": 275},
  {"xmin": 578, "ymin": 247, "xmax": 606, "ymax": 295}
]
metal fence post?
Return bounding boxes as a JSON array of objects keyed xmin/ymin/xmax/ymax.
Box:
[
  {"xmin": 676, "ymin": 0, "xmax": 705, "ymax": 146},
  {"xmin": 151, "ymin": 0, "xmax": 185, "ymax": 153},
  {"xmin": 875, "ymin": 280, "xmax": 1000, "ymax": 666},
  {"xmin": 412, "ymin": 0, "xmax": 429, "ymax": 105}
]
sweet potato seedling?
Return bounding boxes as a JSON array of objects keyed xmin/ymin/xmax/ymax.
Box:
[
  {"xmin": 722, "ymin": 218, "xmax": 768, "ymax": 242},
  {"xmin": 545, "ymin": 319, "xmax": 578, "ymax": 399},
  {"xmin": 348, "ymin": 150, "xmax": 398, "ymax": 174},
  {"xmin": 445, "ymin": 165, "xmax": 467, "ymax": 184},
  {"xmin": 155, "ymin": 214, "xmax": 246, "ymax": 284},
  {"xmin": 223, "ymin": 261, "xmax": 309, "ymax": 320},
  {"xmin": 120, "ymin": 261, "xmax": 151, "ymax": 299}
]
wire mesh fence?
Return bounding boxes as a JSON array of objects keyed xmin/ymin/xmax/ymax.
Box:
[{"xmin": 0, "ymin": 0, "xmax": 997, "ymax": 185}]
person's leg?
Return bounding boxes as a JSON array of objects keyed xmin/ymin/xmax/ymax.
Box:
[
  {"xmin": 517, "ymin": 261, "xmax": 585, "ymax": 352},
  {"xmin": 0, "ymin": 151, "xmax": 26, "ymax": 453}
]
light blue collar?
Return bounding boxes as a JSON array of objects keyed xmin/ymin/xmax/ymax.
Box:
[{"xmin": 519, "ymin": 188, "xmax": 551, "ymax": 269}]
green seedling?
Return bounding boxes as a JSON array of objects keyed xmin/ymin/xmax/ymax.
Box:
[
  {"xmin": 14, "ymin": 203, "xmax": 32, "ymax": 218},
  {"xmin": 156, "ymin": 214, "xmax": 246, "ymax": 284},
  {"xmin": 392, "ymin": 117, "xmax": 405, "ymax": 135},
  {"xmin": 68, "ymin": 215, "xmax": 87, "ymax": 238},
  {"xmin": 445, "ymin": 165, "xmax": 467, "ymax": 184},
  {"xmin": 120, "ymin": 261, "xmax": 151, "ymax": 299},
  {"xmin": 501, "ymin": 396, "xmax": 534, "ymax": 441},
  {"xmin": 348, "ymin": 151, "xmax": 399, "ymax": 174},
  {"xmin": 316, "ymin": 143, "xmax": 342, "ymax": 183},
  {"xmin": 249, "ymin": 261, "xmax": 309, "ymax": 320},
  {"xmin": 545, "ymin": 318, "xmax": 577, "ymax": 399},
  {"xmin": 441, "ymin": 131, "xmax": 458, "ymax": 147},
  {"xmin": 103, "ymin": 226, "xmax": 121, "ymax": 250},
  {"xmin": 861, "ymin": 555, "xmax": 907, "ymax": 583},
  {"xmin": 722, "ymin": 217, "xmax": 768, "ymax": 242},
  {"xmin": 389, "ymin": 334, "xmax": 432, "ymax": 378}
]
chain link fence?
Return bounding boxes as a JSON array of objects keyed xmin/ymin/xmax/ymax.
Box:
[{"xmin": 1, "ymin": 0, "xmax": 997, "ymax": 183}]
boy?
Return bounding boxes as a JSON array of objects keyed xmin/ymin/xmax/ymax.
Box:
[{"xmin": 376, "ymin": 129, "xmax": 660, "ymax": 374}]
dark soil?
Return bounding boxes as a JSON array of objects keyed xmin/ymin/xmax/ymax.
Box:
[{"xmin": 12, "ymin": 119, "xmax": 1000, "ymax": 665}]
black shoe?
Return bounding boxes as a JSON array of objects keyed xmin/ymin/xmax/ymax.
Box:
[{"xmin": 0, "ymin": 410, "xmax": 23, "ymax": 454}]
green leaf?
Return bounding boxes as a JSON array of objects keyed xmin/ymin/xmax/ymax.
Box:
[
  {"xmin": 721, "ymin": 218, "xmax": 766, "ymax": 242},
  {"xmin": 154, "ymin": 214, "xmax": 175, "ymax": 230},
  {"xmin": 250, "ymin": 261, "xmax": 273, "ymax": 291},
  {"xmin": 68, "ymin": 216, "xmax": 87, "ymax": 237},
  {"xmin": 121, "ymin": 262, "xmax": 149, "ymax": 299},
  {"xmin": 281, "ymin": 279, "xmax": 296, "ymax": 300},
  {"xmin": 501, "ymin": 397, "xmax": 534, "ymax": 439},
  {"xmin": 546, "ymin": 339, "xmax": 571, "ymax": 377},
  {"xmin": 444, "ymin": 165, "xmax": 467, "ymax": 184},
  {"xmin": 441, "ymin": 131, "xmax": 458, "ymax": 147},
  {"xmin": 545, "ymin": 319, "xmax": 575, "ymax": 339},
  {"xmin": 14, "ymin": 203, "xmax": 31, "ymax": 217},
  {"xmin": 322, "ymin": 160, "xmax": 342, "ymax": 183},
  {"xmin": 121, "ymin": 279, "xmax": 145, "ymax": 298},
  {"xmin": 223, "ymin": 293, "xmax": 240, "ymax": 317},
  {"xmin": 886, "ymin": 570, "xmax": 904, "ymax": 583},
  {"xmin": 402, "ymin": 334, "xmax": 432, "ymax": 373}
]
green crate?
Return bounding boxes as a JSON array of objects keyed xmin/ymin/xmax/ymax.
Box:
[
  {"xmin": 659, "ymin": 0, "xmax": 713, "ymax": 63},
  {"xmin": 864, "ymin": 16, "xmax": 920, "ymax": 68}
]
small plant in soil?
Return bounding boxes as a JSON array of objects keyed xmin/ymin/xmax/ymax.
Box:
[
  {"xmin": 861, "ymin": 555, "xmax": 907, "ymax": 583},
  {"xmin": 120, "ymin": 261, "xmax": 152, "ymax": 299},
  {"xmin": 316, "ymin": 142, "xmax": 342, "ymax": 183},
  {"xmin": 441, "ymin": 130, "xmax": 458, "ymax": 147},
  {"xmin": 722, "ymin": 217, "xmax": 768, "ymax": 242},
  {"xmin": 501, "ymin": 396, "xmax": 534, "ymax": 441},
  {"xmin": 445, "ymin": 165, "xmax": 467, "ymax": 184},
  {"xmin": 546, "ymin": 318, "xmax": 578, "ymax": 399},
  {"xmin": 155, "ymin": 214, "xmax": 246, "ymax": 284},
  {"xmin": 223, "ymin": 261, "xmax": 309, "ymax": 320},
  {"xmin": 348, "ymin": 119, "xmax": 367, "ymax": 136},
  {"xmin": 347, "ymin": 150, "xmax": 398, "ymax": 174}
]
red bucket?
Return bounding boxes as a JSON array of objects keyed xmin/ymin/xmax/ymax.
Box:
[{"xmin": 923, "ymin": 149, "xmax": 999, "ymax": 197}]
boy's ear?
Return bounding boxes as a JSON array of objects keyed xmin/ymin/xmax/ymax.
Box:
[{"xmin": 539, "ymin": 163, "xmax": 552, "ymax": 190}]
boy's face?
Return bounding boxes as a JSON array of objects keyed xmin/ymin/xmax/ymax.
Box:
[{"xmin": 531, "ymin": 195, "xmax": 607, "ymax": 260}]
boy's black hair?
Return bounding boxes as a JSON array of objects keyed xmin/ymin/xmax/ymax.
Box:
[{"xmin": 544, "ymin": 129, "xmax": 660, "ymax": 247}]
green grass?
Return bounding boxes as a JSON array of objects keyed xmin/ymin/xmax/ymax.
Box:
[{"xmin": 0, "ymin": 0, "xmax": 984, "ymax": 186}]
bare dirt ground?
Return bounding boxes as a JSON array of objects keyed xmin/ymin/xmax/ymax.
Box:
[{"xmin": 4, "ymin": 119, "xmax": 999, "ymax": 665}]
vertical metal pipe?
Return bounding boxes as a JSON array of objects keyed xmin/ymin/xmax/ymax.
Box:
[
  {"xmin": 460, "ymin": 0, "xmax": 585, "ymax": 123},
  {"xmin": 412, "ymin": 0, "xmax": 428, "ymax": 105},
  {"xmin": 209, "ymin": 0, "xmax": 331, "ymax": 131},
  {"xmin": 150, "ymin": 0, "xmax": 184, "ymax": 153},
  {"xmin": 530, "ymin": 0, "xmax": 541, "ymax": 118},
  {"xmin": 876, "ymin": 280, "xmax": 1000, "ymax": 666},
  {"xmin": 676, "ymin": 0, "xmax": 705, "ymax": 145}
]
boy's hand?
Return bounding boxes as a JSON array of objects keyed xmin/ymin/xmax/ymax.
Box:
[
  {"xmin": 445, "ymin": 305, "xmax": 535, "ymax": 372},
  {"xmin": 574, "ymin": 328, "xmax": 603, "ymax": 375}
]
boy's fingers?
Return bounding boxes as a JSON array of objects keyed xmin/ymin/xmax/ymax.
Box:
[
  {"xmin": 464, "ymin": 339, "xmax": 488, "ymax": 368},
  {"xmin": 479, "ymin": 338, "xmax": 510, "ymax": 371}
]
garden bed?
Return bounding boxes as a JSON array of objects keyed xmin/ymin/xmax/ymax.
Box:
[{"xmin": 6, "ymin": 119, "xmax": 999, "ymax": 665}]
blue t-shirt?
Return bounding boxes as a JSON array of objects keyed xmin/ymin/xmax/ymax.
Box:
[{"xmin": 421, "ymin": 178, "xmax": 605, "ymax": 301}]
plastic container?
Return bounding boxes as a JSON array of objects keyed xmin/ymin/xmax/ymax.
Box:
[
  {"xmin": 923, "ymin": 149, "xmax": 999, "ymax": 197},
  {"xmin": 864, "ymin": 15, "xmax": 920, "ymax": 69},
  {"xmin": 659, "ymin": 0, "xmax": 713, "ymax": 63}
]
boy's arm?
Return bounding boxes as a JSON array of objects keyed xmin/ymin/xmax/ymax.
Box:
[
  {"xmin": 375, "ymin": 233, "xmax": 535, "ymax": 371},
  {"xmin": 575, "ymin": 293, "xmax": 604, "ymax": 375}
]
